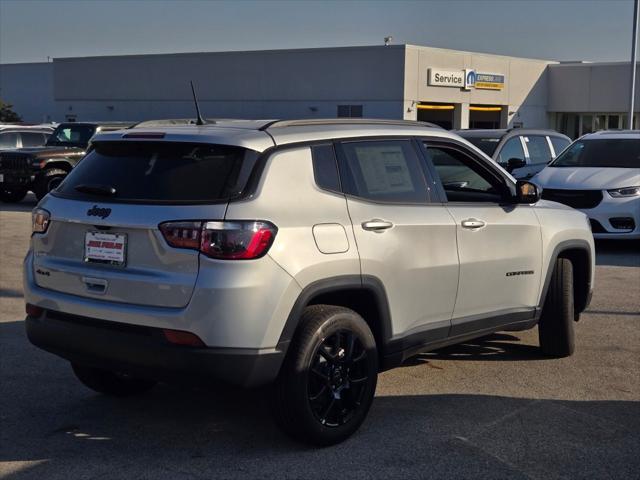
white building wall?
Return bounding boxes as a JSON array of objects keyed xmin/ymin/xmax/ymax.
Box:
[
  {"xmin": 548, "ymin": 62, "xmax": 640, "ymax": 113},
  {"xmin": 51, "ymin": 46, "xmax": 406, "ymax": 122},
  {"xmin": 1, "ymin": 45, "xmax": 637, "ymax": 129},
  {"xmin": 403, "ymin": 45, "xmax": 553, "ymax": 128},
  {"xmin": 0, "ymin": 62, "xmax": 56, "ymax": 122},
  {"xmin": 53, "ymin": 100, "xmax": 404, "ymax": 123}
]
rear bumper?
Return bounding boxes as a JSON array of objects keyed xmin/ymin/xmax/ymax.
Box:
[{"xmin": 26, "ymin": 309, "xmax": 284, "ymax": 388}]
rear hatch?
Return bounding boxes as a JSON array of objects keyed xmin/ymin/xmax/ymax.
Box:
[{"xmin": 32, "ymin": 140, "xmax": 261, "ymax": 308}]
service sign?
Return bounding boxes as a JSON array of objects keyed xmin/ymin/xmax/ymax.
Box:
[
  {"xmin": 428, "ymin": 69, "xmax": 465, "ymax": 88},
  {"xmin": 475, "ymin": 73, "xmax": 505, "ymax": 90}
]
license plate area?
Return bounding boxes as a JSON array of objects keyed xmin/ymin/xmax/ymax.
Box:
[{"xmin": 84, "ymin": 231, "xmax": 127, "ymax": 266}]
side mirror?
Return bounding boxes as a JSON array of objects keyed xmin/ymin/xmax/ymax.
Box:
[
  {"xmin": 506, "ymin": 157, "xmax": 526, "ymax": 173},
  {"xmin": 515, "ymin": 180, "xmax": 541, "ymax": 204}
]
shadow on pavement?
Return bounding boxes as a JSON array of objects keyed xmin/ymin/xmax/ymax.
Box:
[
  {"xmin": 0, "ymin": 194, "xmax": 37, "ymax": 213},
  {"xmin": 404, "ymin": 332, "xmax": 544, "ymax": 364},
  {"xmin": 1, "ymin": 320, "xmax": 639, "ymax": 480},
  {"xmin": 595, "ymin": 239, "xmax": 640, "ymax": 267}
]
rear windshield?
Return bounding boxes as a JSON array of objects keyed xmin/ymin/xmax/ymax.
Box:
[
  {"xmin": 55, "ymin": 141, "xmax": 260, "ymax": 203},
  {"xmin": 460, "ymin": 136, "xmax": 500, "ymax": 156},
  {"xmin": 550, "ymin": 139, "xmax": 640, "ymax": 168}
]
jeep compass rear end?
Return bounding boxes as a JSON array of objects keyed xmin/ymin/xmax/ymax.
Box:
[
  {"xmin": 25, "ymin": 119, "xmax": 594, "ymax": 446},
  {"xmin": 25, "ymin": 128, "xmax": 290, "ymax": 389}
]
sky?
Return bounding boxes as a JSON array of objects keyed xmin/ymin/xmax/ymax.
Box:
[{"xmin": 0, "ymin": 0, "xmax": 638, "ymax": 64}]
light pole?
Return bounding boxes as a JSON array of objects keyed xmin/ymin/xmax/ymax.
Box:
[{"xmin": 630, "ymin": 0, "xmax": 639, "ymax": 129}]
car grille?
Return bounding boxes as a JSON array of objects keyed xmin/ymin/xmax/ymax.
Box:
[
  {"xmin": 0, "ymin": 153, "xmax": 31, "ymax": 171},
  {"xmin": 541, "ymin": 189, "xmax": 603, "ymax": 209}
]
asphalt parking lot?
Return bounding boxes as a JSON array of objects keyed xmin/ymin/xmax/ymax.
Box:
[{"xmin": 1, "ymin": 195, "xmax": 639, "ymax": 480}]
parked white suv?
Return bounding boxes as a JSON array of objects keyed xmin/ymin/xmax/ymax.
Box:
[
  {"xmin": 535, "ymin": 130, "xmax": 640, "ymax": 239},
  {"xmin": 24, "ymin": 119, "xmax": 594, "ymax": 445}
]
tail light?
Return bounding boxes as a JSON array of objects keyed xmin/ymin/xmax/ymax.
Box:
[
  {"xmin": 158, "ymin": 221, "xmax": 201, "ymax": 249},
  {"xmin": 159, "ymin": 220, "xmax": 277, "ymax": 260},
  {"xmin": 32, "ymin": 208, "xmax": 51, "ymax": 234}
]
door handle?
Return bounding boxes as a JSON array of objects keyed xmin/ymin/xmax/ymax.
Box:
[
  {"xmin": 461, "ymin": 218, "xmax": 486, "ymax": 229},
  {"xmin": 362, "ymin": 219, "xmax": 394, "ymax": 232}
]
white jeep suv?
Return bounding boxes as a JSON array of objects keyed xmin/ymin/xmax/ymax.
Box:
[{"xmin": 24, "ymin": 119, "xmax": 594, "ymax": 445}]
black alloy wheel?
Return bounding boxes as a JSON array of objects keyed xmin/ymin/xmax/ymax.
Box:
[
  {"xmin": 308, "ymin": 329, "xmax": 370, "ymax": 427},
  {"xmin": 272, "ymin": 305, "xmax": 378, "ymax": 446}
]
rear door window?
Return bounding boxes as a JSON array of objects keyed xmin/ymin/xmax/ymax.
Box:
[
  {"xmin": 337, "ymin": 140, "xmax": 429, "ymax": 203},
  {"xmin": 549, "ymin": 136, "xmax": 570, "ymax": 157},
  {"xmin": 497, "ymin": 137, "xmax": 525, "ymax": 164},
  {"xmin": 21, "ymin": 132, "xmax": 48, "ymax": 147},
  {"xmin": 56, "ymin": 141, "xmax": 260, "ymax": 203},
  {"xmin": 523, "ymin": 135, "xmax": 552, "ymax": 164},
  {"xmin": 0, "ymin": 132, "xmax": 19, "ymax": 149}
]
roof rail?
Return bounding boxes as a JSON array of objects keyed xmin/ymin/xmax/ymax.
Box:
[{"xmin": 259, "ymin": 118, "xmax": 443, "ymax": 131}]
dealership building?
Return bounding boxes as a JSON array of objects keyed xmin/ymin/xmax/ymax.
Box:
[{"xmin": 0, "ymin": 44, "xmax": 638, "ymax": 138}]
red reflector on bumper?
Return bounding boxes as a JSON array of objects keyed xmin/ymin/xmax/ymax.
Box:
[
  {"xmin": 26, "ymin": 304, "xmax": 44, "ymax": 317},
  {"xmin": 162, "ymin": 329, "xmax": 205, "ymax": 347}
]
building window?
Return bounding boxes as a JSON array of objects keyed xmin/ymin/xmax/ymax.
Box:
[
  {"xmin": 558, "ymin": 113, "xmax": 636, "ymax": 139},
  {"xmin": 337, "ymin": 105, "xmax": 363, "ymax": 118}
]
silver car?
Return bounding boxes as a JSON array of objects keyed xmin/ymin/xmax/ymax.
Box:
[{"xmin": 24, "ymin": 119, "xmax": 594, "ymax": 445}]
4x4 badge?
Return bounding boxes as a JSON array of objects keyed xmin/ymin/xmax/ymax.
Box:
[{"xmin": 87, "ymin": 205, "xmax": 111, "ymax": 219}]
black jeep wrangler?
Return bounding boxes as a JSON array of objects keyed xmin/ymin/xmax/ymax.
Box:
[{"xmin": 0, "ymin": 122, "xmax": 131, "ymax": 202}]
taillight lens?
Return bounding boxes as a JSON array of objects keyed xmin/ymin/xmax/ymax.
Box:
[
  {"xmin": 159, "ymin": 220, "xmax": 277, "ymax": 260},
  {"xmin": 32, "ymin": 208, "xmax": 51, "ymax": 234},
  {"xmin": 158, "ymin": 221, "xmax": 201, "ymax": 249},
  {"xmin": 201, "ymin": 221, "xmax": 276, "ymax": 259}
]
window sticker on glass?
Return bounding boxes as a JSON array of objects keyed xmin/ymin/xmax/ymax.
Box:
[{"xmin": 354, "ymin": 145, "xmax": 414, "ymax": 194}]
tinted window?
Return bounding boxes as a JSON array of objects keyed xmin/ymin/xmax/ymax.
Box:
[
  {"xmin": 523, "ymin": 136, "xmax": 552, "ymax": 164},
  {"xmin": 551, "ymin": 139, "xmax": 640, "ymax": 168},
  {"xmin": 549, "ymin": 136, "xmax": 570, "ymax": 157},
  {"xmin": 0, "ymin": 132, "xmax": 19, "ymax": 149},
  {"xmin": 339, "ymin": 140, "xmax": 428, "ymax": 203},
  {"xmin": 461, "ymin": 136, "xmax": 500, "ymax": 156},
  {"xmin": 46, "ymin": 124, "xmax": 96, "ymax": 147},
  {"xmin": 56, "ymin": 142, "xmax": 259, "ymax": 203},
  {"xmin": 498, "ymin": 137, "xmax": 525, "ymax": 163},
  {"xmin": 21, "ymin": 132, "xmax": 47, "ymax": 147},
  {"xmin": 427, "ymin": 145, "xmax": 508, "ymax": 203},
  {"xmin": 311, "ymin": 144, "xmax": 340, "ymax": 192}
]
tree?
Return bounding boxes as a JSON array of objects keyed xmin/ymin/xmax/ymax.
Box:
[{"xmin": 0, "ymin": 100, "xmax": 21, "ymax": 122}]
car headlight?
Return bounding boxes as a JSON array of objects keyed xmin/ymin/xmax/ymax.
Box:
[{"xmin": 607, "ymin": 186, "xmax": 640, "ymax": 198}]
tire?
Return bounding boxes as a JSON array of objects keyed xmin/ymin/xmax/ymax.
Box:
[
  {"xmin": 272, "ymin": 305, "xmax": 378, "ymax": 446},
  {"xmin": 0, "ymin": 186, "xmax": 28, "ymax": 203},
  {"xmin": 71, "ymin": 363, "xmax": 157, "ymax": 397},
  {"xmin": 538, "ymin": 257, "xmax": 575, "ymax": 357},
  {"xmin": 35, "ymin": 168, "xmax": 67, "ymax": 200}
]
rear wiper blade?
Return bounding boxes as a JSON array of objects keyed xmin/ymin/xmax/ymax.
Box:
[{"xmin": 74, "ymin": 184, "xmax": 117, "ymax": 196}]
